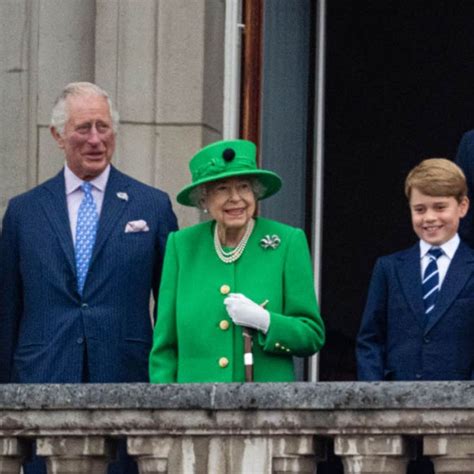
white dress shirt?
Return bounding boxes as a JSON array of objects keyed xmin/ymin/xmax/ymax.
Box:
[
  {"xmin": 419, "ymin": 234, "xmax": 460, "ymax": 289},
  {"xmin": 64, "ymin": 164, "xmax": 110, "ymax": 244}
]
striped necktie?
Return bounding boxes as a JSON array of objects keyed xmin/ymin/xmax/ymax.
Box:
[
  {"xmin": 75, "ymin": 182, "xmax": 99, "ymax": 295},
  {"xmin": 422, "ymin": 247, "xmax": 443, "ymax": 320}
]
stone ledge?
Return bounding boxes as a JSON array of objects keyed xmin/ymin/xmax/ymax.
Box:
[
  {"xmin": 1, "ymin": 408, "xmax": 474, "ymax": 436},
  {"xmin": 0, "ymin": 382, "xmax": 473, "ymax": 410}
]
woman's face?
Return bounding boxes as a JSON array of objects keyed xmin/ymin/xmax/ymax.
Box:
[{"xmin": 204, "ymin": 177, "xmax": 256, "ymax": 232}]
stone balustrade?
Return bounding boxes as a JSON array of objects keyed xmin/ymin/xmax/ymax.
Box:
[{"xmin": 0, "ymin": 382, "xmax": 473, "ymax": 473}]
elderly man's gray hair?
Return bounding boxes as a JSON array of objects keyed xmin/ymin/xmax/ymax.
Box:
[{"xmin": 50, "ymin": 82, "xmax": 120, "ymax": 135}]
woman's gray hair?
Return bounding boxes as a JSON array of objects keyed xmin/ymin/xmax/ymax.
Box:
[
  {"xmin": 50, "ymin": 82, "xmax": 120, "ymax": 135},
  {"xmin": 189, "ymin": 176, "xmax": 267, "ymax": 209}
]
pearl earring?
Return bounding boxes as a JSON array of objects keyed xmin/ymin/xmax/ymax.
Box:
[{"xmin": 203, "ymin": 208, "xmax": 208, "ymax": 214}]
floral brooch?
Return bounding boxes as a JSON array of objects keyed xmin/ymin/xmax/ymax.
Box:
[{"xmin": 260, "ymin": 234, "xmax": 281, "ymax": 250}]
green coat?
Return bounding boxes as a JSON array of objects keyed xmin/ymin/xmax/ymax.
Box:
[{"xmin": 149, "ymin": 217, "xmax": 325, "ymax": 383}]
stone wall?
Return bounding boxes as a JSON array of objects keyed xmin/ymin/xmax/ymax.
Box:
[
  {"xmin": 0, "ymin": 0, "xmax": 225, "ymax": 228},
  {"xmin": 0, "ymin": 382, "xmax": 473, "ymax": 473}
]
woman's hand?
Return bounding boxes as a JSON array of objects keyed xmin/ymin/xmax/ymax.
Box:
[{"xmin": 224, "ymin": 293, "xmax": 270, "ymax": 333}]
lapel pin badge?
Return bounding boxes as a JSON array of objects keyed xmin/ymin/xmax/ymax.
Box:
[{"xmin": 116, "ymin": 192, "xmax": 129, "ymax": 202}]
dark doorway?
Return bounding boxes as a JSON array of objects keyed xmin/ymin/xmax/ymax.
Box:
[{"xmin": 320, "ymin": 1, "xmax": 474, "ymax": 381}]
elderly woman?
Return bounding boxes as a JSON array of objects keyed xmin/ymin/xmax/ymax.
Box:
[{"xmin": 149, "ymin": 139, "xmax": 325, "ymax": 382}]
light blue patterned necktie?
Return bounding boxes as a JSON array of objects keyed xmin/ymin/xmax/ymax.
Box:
[
  {"xmin": 75, "ymin": 182, "xmax": 99, "ymax": 295},
  {"xmin": 422, "ymin": 247, "xmax": 443, "ymax": 322}
]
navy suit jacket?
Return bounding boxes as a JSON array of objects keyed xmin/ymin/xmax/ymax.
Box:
[
  {"xmin": 456, "ymin": 130, "xmax": 474, "ymax": 247},
  {"xmin": 0, "ymin": 166, "xmax": 178, "ymax": 383},
  {"xmin": 356, "ymin": 241, "xmax": 474, "ymax": 381}
]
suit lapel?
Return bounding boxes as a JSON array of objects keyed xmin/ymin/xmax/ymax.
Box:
[
  {"xmin": 89, "ymin": 166, "xmax": 130, "ymax": 267},
  {"xmin": 41, "ymin": 170, "xmax": 76, "ymax": 273},
  {"xmin": 395, "ymin": 244, "xmax": 425, "ymax": 328},
  {"xmin": 425, "ymin": 242, "xmax": 474, "ymax": 334}
]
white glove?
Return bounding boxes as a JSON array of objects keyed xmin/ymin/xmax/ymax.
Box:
[{"xmin": 224, "ymin": 293, "xmax": 270, "ymax": 334}]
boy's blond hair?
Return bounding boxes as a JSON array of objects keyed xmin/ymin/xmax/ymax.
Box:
[{"xmin": 405, "ymin": 158, "xmax": 467, "ymax": 203}]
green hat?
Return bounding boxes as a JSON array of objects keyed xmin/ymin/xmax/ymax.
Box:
[{"xmin": 177, "ymin": 139, "xmax": 283, "ymax": 207}]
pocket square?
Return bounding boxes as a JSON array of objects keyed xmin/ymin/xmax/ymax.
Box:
[{"xmin": 125, "ymin": 220, "xmax": 150, "ymax": 233}]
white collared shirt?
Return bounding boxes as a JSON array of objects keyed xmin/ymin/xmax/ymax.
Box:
[
  {"xmin": 64, "ymin": 164, "xmax": 111, "ymax": 244},
  {"xmin": 419, "ymin": 234, "xmax": 460, "ymax": 288}
]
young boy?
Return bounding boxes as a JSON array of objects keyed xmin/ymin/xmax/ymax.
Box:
[{"xmin": 357, "ymin": 158, "xmax": 474, "ymax": 381}]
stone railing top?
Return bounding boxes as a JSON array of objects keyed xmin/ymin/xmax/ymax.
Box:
[{"xmin": 0, "ymin": 382, "xmax": 473, "ymax": 411}]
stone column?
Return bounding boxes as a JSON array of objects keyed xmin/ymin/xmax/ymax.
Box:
[
  {"xmin": 334, "ymin": 435, "xmax": 413, "ymax": 474},
  {"xmin": 95, "ymin": 0, "xmax": 225, "ymax": 229},
  {"xmin": 0, "ymin": 437, "xmax": 29, "ymax": 474},
  {"xmin": 424, "ymin": 435, "xmax": 474, "ymax": 473},
  {"xmin": 127, "ymin": 436, "xmax": 174, "ymax": 474},
  {"xmin": 36, "ymin": 0, "xmax": 96, "ymax": 183},
  {"xmin": 0, "ymin": 0, "xmax": 35, "ymax": 217},
  {"xmin": 36, "ymin": 436, "xmax": 113, "ymax": 474}
]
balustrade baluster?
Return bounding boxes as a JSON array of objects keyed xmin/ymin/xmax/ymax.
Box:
[
  {"xmin": 424, "ymin": 435, "xmax": 474, "ymax": 474},
  {"xmin": 334, "ymin": 435, "xmax": 414, "ymax": 474},
  {"xmin": 0, "ymin": 437, "xmax": 29, "ymax": 474},
  {"xmin": 36, "ymin": 436, "xmax": 113, "ymax": 474}
]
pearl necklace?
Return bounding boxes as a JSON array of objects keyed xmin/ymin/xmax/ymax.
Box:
[{"xmin": 214, "ymin": 219, "xmax": 255, "ymax": 264}]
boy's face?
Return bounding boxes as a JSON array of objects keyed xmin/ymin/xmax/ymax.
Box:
[{"xmin": 410, "ymin": 188, "xmax": 469, "ymax": 246}]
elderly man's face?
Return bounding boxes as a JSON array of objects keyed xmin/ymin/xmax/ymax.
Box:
[{"xmin": 51, "ymin": 94, "xmax": 116, "ymax": 180}]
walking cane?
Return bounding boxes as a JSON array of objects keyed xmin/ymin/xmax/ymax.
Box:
[{"xmin": 243, "ymin": 299, "xmax": 269, "ymax": 382}]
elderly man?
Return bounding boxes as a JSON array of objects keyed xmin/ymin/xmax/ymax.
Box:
[{"xmin": 0, "ymin": 82, "xmax": 178, "ymax": 473}]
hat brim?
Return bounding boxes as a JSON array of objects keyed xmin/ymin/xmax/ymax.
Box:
[{"xmin": 177, "ymin": 169, "xmax": 282, "ymax": 207}]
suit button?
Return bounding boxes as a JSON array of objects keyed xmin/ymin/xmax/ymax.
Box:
[
  {"xmin": 76, "ymin": 337, "xmax": 84, "ymax": 344},
  {"xmin": 220, "ymin": 284, "xmax": 231, "ymax": 295},
  {"xmin": 219, "ymin": 320, "xmax": 230, "ymax": 331},
  {"xmin": 81, "ymin": 303, "xmax": 89, "ymax": 309},
  {"xmin": 415, "ymin": 373, "xmax": 422, "ymax": 379},
  {"xmin": 219, "ymin": 357, "xmax": 229, "ymax": 368},
  {"xmin": 424, "ymin": 337, "xmax": 430, "ymax": 343}
]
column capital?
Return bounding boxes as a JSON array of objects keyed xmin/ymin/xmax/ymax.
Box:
[
  {"xmin": 272, "ymin": 435, "xmax": 325, "ymax": 473},
  {"xmin": 0, "ymin": 437, "xmax": 29, "ymax": 474},
  {"xmin": 424, "ymin": 435, "xmax": 474, "ymax": 473},
  {"xmin": 335, "ymin": 435, "xmax": 414, "ymax": 474},
  {"xmin": 37, "ymin": 436, "xmax": 113, "ymax": 474},
  {"xmin": 127, "ymin": 436, "xmax": 174, "ymax": 474}
]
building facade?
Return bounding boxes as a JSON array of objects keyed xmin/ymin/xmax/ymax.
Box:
[
  {"xmin": 0, "ymin": 0, "xmax": 226, "ymax": 229},
  {"xmin": 3, "ymin": 1, "xmax": 474, "ymax": 382}
]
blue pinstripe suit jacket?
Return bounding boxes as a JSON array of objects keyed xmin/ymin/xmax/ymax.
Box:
[{"xmin": 0, "ymin": 166, "xmax": 177, "ymax": 383}]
